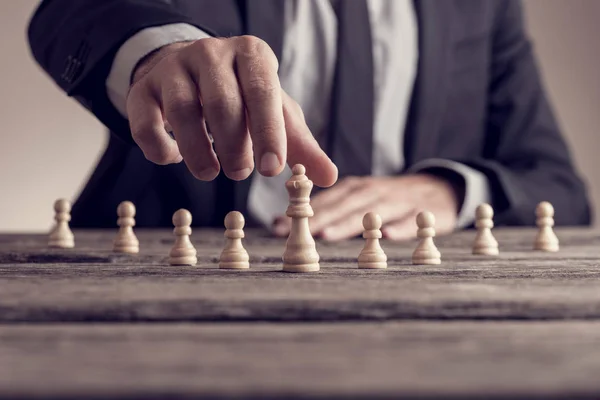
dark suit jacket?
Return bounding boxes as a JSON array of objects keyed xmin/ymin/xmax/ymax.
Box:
[{"xmin": 27, "ymin": 0, "xmax": 591, "ymax": 227}]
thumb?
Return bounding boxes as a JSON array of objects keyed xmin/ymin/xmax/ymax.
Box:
[{"xmin": 282, "ymin": 91, "xmax": 338, "ymax": 188}]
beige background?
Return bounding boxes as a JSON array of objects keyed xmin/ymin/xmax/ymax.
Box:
[{"xmin": 0, "ymin": 0, "xmax": 598, "ymax": 231}]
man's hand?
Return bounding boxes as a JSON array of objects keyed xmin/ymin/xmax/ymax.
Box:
[
  {"xmin": 273, "ymin": 174, "xmax": 460, "ymax": 241},
  {"xmin": 126, "ymin": 36, "xmax": 338, "ymax": 187}
]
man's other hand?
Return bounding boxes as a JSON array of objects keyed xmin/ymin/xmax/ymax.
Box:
[
  {"xmin": 126, "ymin": 37, "xmax": 338, "ymax": 187},
  {"xmin": 273, "ymin": 174, "xmax": 460, "ymax": 241}
]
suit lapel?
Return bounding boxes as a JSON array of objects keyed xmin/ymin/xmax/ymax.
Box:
[{"xmin": 405, "ymin": 0, "xmax": 453, "ymax": 166}]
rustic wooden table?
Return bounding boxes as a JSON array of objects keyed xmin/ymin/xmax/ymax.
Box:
[{"xmin": 1, "ymin": 228, "xmax": 600, "ymax": 399}]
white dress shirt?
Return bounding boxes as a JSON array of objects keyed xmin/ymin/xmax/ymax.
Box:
[{"xmin": 106, "ymin": 0, "xmax": 490, "ymax": 229}]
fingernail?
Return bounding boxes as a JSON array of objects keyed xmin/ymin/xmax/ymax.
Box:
[
  {"xmin": 196, "ymin": 167, "xmax": 219, "ymax": 181},
  {"xmin": 229, "ymin": 167, "xmax": 252, "ymax": 181},
  {"xmin": 260, "ymin": 152, "xmax": 281, "ymax": 174}
]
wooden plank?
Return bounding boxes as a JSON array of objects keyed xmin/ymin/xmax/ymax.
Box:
[
  {"xmin": 1, "ymin": 321, "xmax": 600, "ymax": 399},
  {"xmin": 1, "ymin": 228, "xmax": 600, "ymax": 322}
]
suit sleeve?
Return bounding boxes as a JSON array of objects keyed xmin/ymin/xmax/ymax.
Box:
[
  {"xmin": 465, "ymin": 0, "xmax": 591, "ymax": 226},
  {"xmin": 27, "ymin": 0, "xmax": 230, "ymax": 143}
]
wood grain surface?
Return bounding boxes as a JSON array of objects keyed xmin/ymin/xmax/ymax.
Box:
[
  {"xmin": 1, "ymin": 228, "xmax": 600, "ymax": 398},
  {"xmin": 1, "ymin": 228, "xmax": 599, "ymax": 322},
  {"xmin": 3, "ymin": 322, "xmax": 600, "ymax": 399}
]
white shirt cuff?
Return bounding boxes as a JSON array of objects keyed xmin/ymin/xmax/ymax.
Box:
[
  {"xmin": 409, "ymin": 159, "xmax": 491, "ymax": 228},
  {"xmin": 106, "ymin": 23, "xmax": 211, "ymax": 118}
]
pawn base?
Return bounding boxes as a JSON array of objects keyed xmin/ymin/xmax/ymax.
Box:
[
  {"xmin": 283, "ymin": 263, "xmax": 320, "ymax": 273},
  {"xmin": 219, "ymin": 261, "xmax": 250, "ymax": 270},
  {"xmin": 412, "ymin": 257, "xmax": 441, "ymax": 265},
  {"xmin": 113, "ymin": 245, "xmax": 139, "ymax": 254},
  {"xmin": 358, "ymin": 252, "xmax": 387, "ymax": 269},
  {"xmin": 472, "ymin": 247, "xmax": 499, "ymax": 256},
  {"xmin": 48, "ymin": 240, "xmax": 74, "ymax": 249},
  {"xmin": 358, "ymin": 261, "xmax": 387, "ymax": 269},
  {"xmin": 534, "ymin": 244, "xmax": 559, "ymax": 252},
  {"xmin": 169, "ymin": 256, "xmax": 197, "ymax": 266}
]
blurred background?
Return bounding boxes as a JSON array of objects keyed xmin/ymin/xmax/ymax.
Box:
[{"xmin": 0, "ymin": 0, "xmax": 598, "ymax": 231}]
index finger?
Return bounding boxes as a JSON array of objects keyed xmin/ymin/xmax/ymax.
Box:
[{"xmin": 235, "ymin": 36, "xmax": 286, "ymax": 177}]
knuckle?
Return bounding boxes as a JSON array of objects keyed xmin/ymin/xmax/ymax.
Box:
[
  {"xmin": 126, "ymin": 81, "xmax": 144, "ymax": 102},
  {"xmin": 203, "ymin": 92, "xmax": 241, "ymax": 120},
  {"xmin": 164, "ymin": 94, "xmax": 200, "ymax": 117},
  {"xmin": 126, "ymin": 83, "xmax": 153, "ymax": 113},
  {"xmin": 131, "ymin": 122, "xmax": 157, "ymax": 145},
  {"xmin": 207, "ymin": 65, "xmax": 226, "ymax": 86},
  {"xmin": 235, "ymin": 35, "xmax": 279, "ymax": 69},
  {"xmin": 253, "ymin": 121, "xmax": 283, "ymax": 143},
  {"xmin": 236, "ymin": 35, "xmax": 266, "ymax": 52},
  {"xmin": 145, "ymin": 56, "xmax": 180, "ymax": 84},
  {"xmin": 161, "ymin": 77, "xmax": 201, "ymax": 119},
  {"xmin": 131, "ymin": 130, "xmax": 174, "ymax": 165},
  {"xmin": 218, "ymin": 148, "xmax": 253, "ymax": 168},
  {"xmin": 189, "ymin": 37, "xmax": 225, "ymax": 64},
  {"xmin": 244, "ymin": 77, "xmax": 278, "ymax": 102}
]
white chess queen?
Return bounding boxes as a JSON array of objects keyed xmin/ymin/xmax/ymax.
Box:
[{"xmin": 282, "ymin": 164, "xmax": 320, "ymax": 273}]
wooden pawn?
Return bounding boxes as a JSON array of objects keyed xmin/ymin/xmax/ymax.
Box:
[
  {"xmin": 48, "ymin": 198, "xmax": 74, "ymax": 249},
  {"xmin": 472, "ymin": 203, "xmax": 499, "ymax": 256},
  {"xmin": 412, "ymin": 211, "xmax": 441, "ymax": 265},
  {"xmin": 358, "ymin": 212, "xmax": 387, "ymax": 269},
  {"xmin": 534, "ymin": 201, "xmax": 559, "ymax": 252},
  {"xmin": 219, "ymin": 211, "xmax": 250, "ymax": 269},
  {"xmin": 169, "ymin": 209, "xmax": 197, "ymax": 266},
  {"xmin": 113, "ymin": 201, "xmax": 139, "ymax": 254}
]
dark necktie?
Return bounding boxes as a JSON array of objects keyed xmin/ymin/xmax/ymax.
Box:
[{"xmin": 327, "ymin": 0, "xmax": 374, "ymax": 177}]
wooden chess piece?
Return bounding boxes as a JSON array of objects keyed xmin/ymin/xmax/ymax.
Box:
[
  {"xmin": 534, "ymin": 201, "xmax": 559, "ymax": 252},
  {"xmin": 219, "ymin": 211, "xmax": 250, "ymax": 269},
  {"xmin": 358, "ymin": 212, "xmax": 387, "ymax": 269},
  {"xmin": 282, "ymin": 164, "xmax": 320, "ymax": 273},
  {"xmin": 113, "ymin": 201, "xmax": 139, "ymax": 254},
  {"xmin": 412, "ymin": 211, "xmax": 441, "ymax": 265},
  {"xmin": 169, "ymin": 209, "xmax": 197, "ymax": 266},
  {"xmin": 472, "ymin": 203, "xmax": 499, "ymax": 256},
  {"xmin": 48, "ymin": 198, "xmax": 74, "ymax": 248}
]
